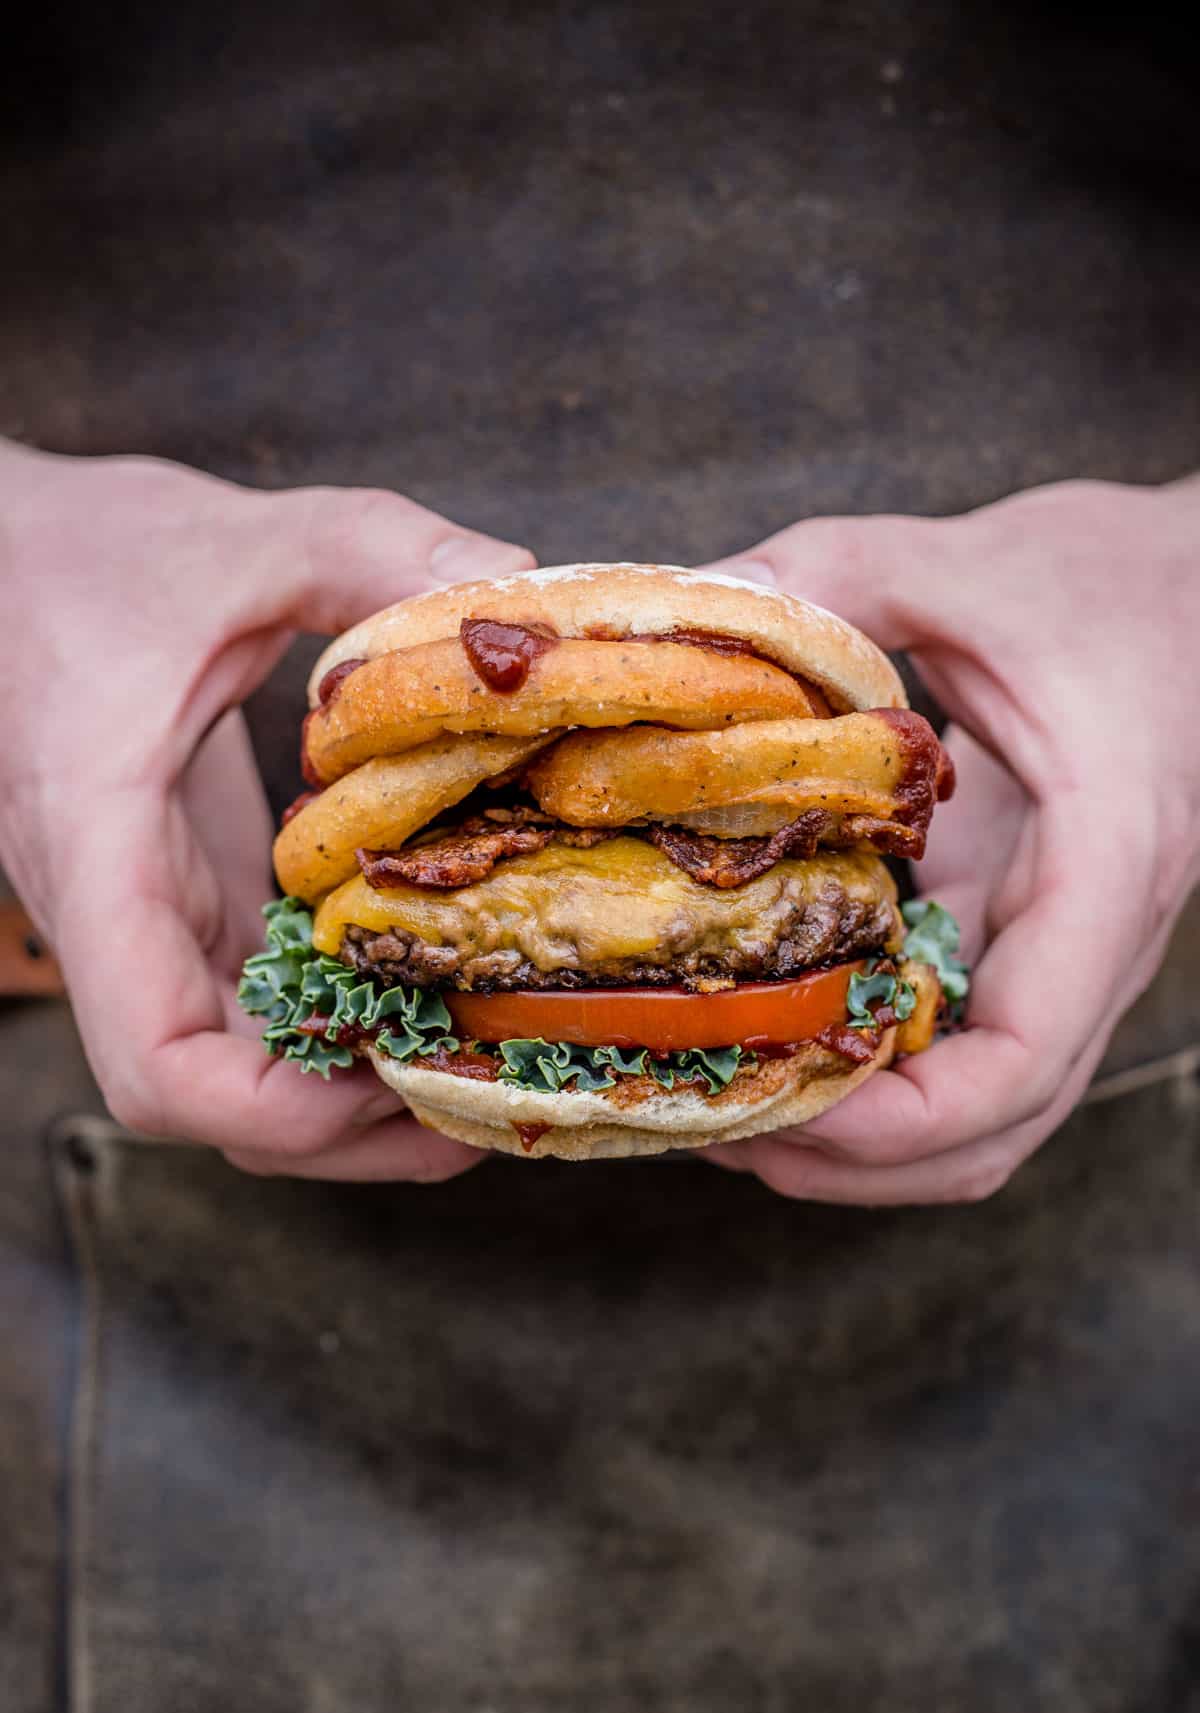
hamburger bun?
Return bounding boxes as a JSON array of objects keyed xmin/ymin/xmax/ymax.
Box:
[
  {"xmin": 237, "ymin": 564, "xmax": 960, "ymax": 1165},
  {"xmin": 368, "ymin": 1028, "xmax": 897, "ymax": 1160},
  {"xmin": 308, "ymin": 562, "xmax": 905, "ymax": 714}
]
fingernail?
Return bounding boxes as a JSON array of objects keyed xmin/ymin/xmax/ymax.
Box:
[
  {"xmin": 704, "ymin": 557, "xmax": 777, "ymax": 588},
  {"xmin": 429, "ymin": 535, "xmax": 533, "ymax": 584}
]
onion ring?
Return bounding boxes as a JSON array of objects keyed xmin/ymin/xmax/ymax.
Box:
[
  {"xmin": 273, "ymin": 733, "xmax": 557, "ymax": 904},
  {"xmin": 526, "ymin": 709, "xmax": 947, "ymax": 837},
  {"xmin": 301, "ymin": 635, "xmax": 817, "ymax": 786}
]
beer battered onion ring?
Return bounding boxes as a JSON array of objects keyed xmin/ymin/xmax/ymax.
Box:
[
  {"xmin": 526, "ymin": 709, "xmax": 950, "ymax": 840},
  {"xmin": 274, "ymin": 733, "xmax": 557, "ymax": 904},
  {"xmin": 301, "ymin": 635, "xmax": 819, "ymax": 788}
]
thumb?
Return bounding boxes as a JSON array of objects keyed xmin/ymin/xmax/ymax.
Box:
[
  {"xmin": 702, "ymin": 512, "xmax": 957, "ymax": 655},
  {"xmin": 257, "ymin": 484, "xmax": 537, "ymax": 637}
]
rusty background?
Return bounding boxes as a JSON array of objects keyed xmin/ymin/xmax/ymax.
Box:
[{"xmin": 2, "ymin": 2, "xmax": 1199, "ymax": 1708}]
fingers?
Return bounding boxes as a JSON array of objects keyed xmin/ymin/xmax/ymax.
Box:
[
  {"xmin": 916, "ymin": 725, "xmax": 1030, "ymax": 961},
  {"xmin": 756, "ymin": 791, "xmax": 1144, "ymax": 1173},
  {"xmin": 178, "ymin": 710, "xmax": 274, "ymax": 975},
  {"xmin": 273, "ymin": 485, "xmax": 537, "ymax": 636},
  {"xmin": 51, "ymin": 788, "xmax": 457, "ymax": 1172},
  {"xmin": 711, "ymin": 1019, "xmax": 1109, "ymax": 1206},
  {"xmin": 708, "ymin": 1133, "xmax": 1017, "ymax": 1206},
  {"xmin": 222, "ymin": 1117, "xmax": 484, "ymax": 1182},
  {"xmin": 703, "ymin": 512, "xmax": 956, "ymax": 654}
]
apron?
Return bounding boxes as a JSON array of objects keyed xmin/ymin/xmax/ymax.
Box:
[{"xmin": 3, "ymin": 3, "xmax": 1198, "ymax": 1707}]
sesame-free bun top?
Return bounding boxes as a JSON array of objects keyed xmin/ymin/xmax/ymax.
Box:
[{"xmin": 308, "ymin": 563, "xmax": 906, "ymax": 716}]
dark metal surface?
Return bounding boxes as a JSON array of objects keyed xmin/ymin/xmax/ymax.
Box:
[{"xmin": 2, "ymin": 2, "xmax": 1199, "ymax": 1707}]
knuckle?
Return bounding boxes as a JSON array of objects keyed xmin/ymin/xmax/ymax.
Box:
[
  {"xmin": 305, "ymin": 485, "xmax": 428, "ymax": 570},
  {"xmin": 431, "ymin": 530, "xmax": 536, "ymax": 574},
  {"xmin": 266, "ymin": 1123, "xmax": 336, "ymax": 1163},
  {"xmin": 942, "ymin": 1153, "xmax": 1015, "ymax": 1205},
  {"xmin": 756, "ymin": 1142, "xmax": 823, "ymax": 1201},
  {"xmin": 103, "ymin": 1080, "xmax": 164, "ymax": 1139},
  {"xmin": 1010, "ymin": 1062, "xmax": 1063, "ymax": 1128},
  {"xmin": 808, "ymin": 517, "xmax": 871, "ymax": 581}
]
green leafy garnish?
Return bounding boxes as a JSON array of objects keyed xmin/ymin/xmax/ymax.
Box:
[
  {"xmin": 846, "ymin": 961, "xmax": 918, "ymax": 1031},
  {"xmin": 236, "ymin": 898, "xmax": 455, "ymax": 1078},
  {"xmin": 236, "ymin": 904, "xmax": 751, "ymax": 1094},
  {"xmin": 901, "ymin": 899, "xmax": 970, "ymax": 1007},
  {"xmin": 496, "ymin": 1039, "xmax": 746, "ymax": 1096}
]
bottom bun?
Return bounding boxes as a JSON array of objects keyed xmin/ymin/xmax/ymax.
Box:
[{"xmin": 366, "ymin": 1032, "xmax": 895, "ymax": 1161}]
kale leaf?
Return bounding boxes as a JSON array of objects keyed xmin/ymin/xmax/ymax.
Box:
[
  {"xmin": 901, "ymin": 899, "xmax": 970, "ymax": 1006},
  {"xmin": 496, "ymin": 1038, "xmax": 745, "ymax": 1095},
  {"xmin": 236, "ymin": 898, "xmax": 454, "ymax": 1078},
  {"xmin": 846, "ymin": 961, "xmax": 918, "ymax": 1031}
]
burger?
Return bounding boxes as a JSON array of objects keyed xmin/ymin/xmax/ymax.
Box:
[{"xmin": 238, "ymin": 564, "xmax": 968, "ymax": 1159}]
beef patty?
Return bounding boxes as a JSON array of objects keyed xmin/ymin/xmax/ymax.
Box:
[{"xmin": 338, "ymin": 845, "xmax": 899, "ymax": 993}]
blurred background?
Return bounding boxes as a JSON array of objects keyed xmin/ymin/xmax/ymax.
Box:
[{"xmin": 2, "ymin": 2, "xmax": 1199, "ymax": 1708}]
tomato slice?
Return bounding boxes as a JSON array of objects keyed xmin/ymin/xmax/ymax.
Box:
[{"xmin": 444, "ymin": 962, "xmax": 862, "ymax": 1052}]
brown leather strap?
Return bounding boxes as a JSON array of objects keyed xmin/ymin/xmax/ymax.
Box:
[{"xmin": 0, "ymin": 901, "xmax": 65, "ymax": 997}]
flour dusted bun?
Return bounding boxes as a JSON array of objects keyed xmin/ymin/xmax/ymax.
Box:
[
  {"xmin": 366, "ymin": 1031, "xmax": 896, "ymax": 1161},
  {"xmin": 229, "ymin": 562, "xmax": 957, "ymax": 1165},
  {"xmin": 308, "ymin": 562, "xmax": 906, "ymax": 716}
]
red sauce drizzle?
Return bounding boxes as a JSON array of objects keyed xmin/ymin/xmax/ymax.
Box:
[
  {"xmin": 661, "ymin": 626, "xmax": 761, "ymax": 658},
  {"xmin": 317, "ymin": 658, "xmax": 368, "ymax": 706},
  {"xmin": 816, "ymin": 1024, "xmax": 879, "ymax": 1066},
  {"xmin": 293, "ymin": 1021, "xmax": 505, "ymax": 1080},
  {"xmin": 514, "ymin": 1121, "xmax": 551, "ymax": 1153},
  {"xmin": 874, "ymin": 706, "xmax": 957, "ymax": 821},
  {"xmin": 299, "ymin": 710, "xmax": 322, "ymax": 788},
  {"xmin": 300, "ymin": 658, "xmax": 369, "ymax": 787},
  {"xmin": 281, "ymin": 788, "xmax": 323, "ymax": 827},
  {"xmin": 460, "ymin": 619, "xmax": 559, "ymax": 692},
  {"xmin": 295, "ymin": 1014, "xmax": 376, "ymax": 1049},
  {"xmin": 421, "ymin": 1044, "xmax": 501, "ymax": 1082}
]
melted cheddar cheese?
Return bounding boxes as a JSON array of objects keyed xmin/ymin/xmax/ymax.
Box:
[{"xmin": 312, "ymin": 837, "xmax": 899, "ymax": 969}]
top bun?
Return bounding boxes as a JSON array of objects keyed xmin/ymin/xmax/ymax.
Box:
[{"xmin": 308, "ymin": 563, "xmax": 905, "ymax": 715}]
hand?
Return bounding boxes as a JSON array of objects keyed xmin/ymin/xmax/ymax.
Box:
[
  {"xmin": 0, "ymin": 441, "xmax": 534, "ymax": 1180},
  {"xmin": 705, "ymin": 476, "xmax": 1200, "ymax": 1204}
]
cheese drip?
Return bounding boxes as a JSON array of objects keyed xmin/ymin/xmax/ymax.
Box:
[{"xmin": 312, "ymin": 838, "xmax": 900, "ymax": 970}]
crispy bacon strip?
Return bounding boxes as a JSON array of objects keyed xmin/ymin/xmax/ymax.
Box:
[
  {"xmin": 648, "ymin": 809, "xmax": 930, "ymax": 886},
  {"xmin": 649, "ymin": 813, "xmax": 831, "ymax": 887},
  {"xmin": 359, "ymin": 818, "xmax": 613, "ymax": 890},
  {"xmin": 817, "ymin": 1024, "xmax": 879, "ymax": 1065},
  {"xmin": 273, "ymin": 733, "xmax": 559, "ymax": 904},
  {"xmin": 356, "ymin": 800, "xmax": 923, "ymax": 894},
  {"xmin": 359, "ymin": 824, "xmax": 555, "ymax": 889}
]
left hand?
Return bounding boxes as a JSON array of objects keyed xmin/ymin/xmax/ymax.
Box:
[
  {"xmin": 0, "ymin": 442, "xmax": 535, "ymax": 1180},
  {"xmin": 702, "ymin": 476, "xmax": 1200, "ymax": 1204}
]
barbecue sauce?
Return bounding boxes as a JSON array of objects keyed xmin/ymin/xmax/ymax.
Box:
[
  {"xmin": 299, "ymin": 657, "xmax": 369, "ymax": 787},
  {"xmin": 281, "ymin": 788, "xmax": 323, "ymax": 827},
  {"xmin": 421, "ymin": 1044, "xmax": 501, "ymax": 1081},
  {"xmin": 294, "ymin": 1014, "xmax": 375, "ymax": 1049},
  {"xmin": 514, "ymin": 1121, "xmax": 551, "ymax": 1152},
  {"xmin": 460, "ymin": 619, "xmax": 559, "ymax": 692},
  {"xmin": 816, "ymin": 1024, "xmax": 878, "ymax": 1065},
  {"xmin": 317, "ymin": 657, "xmax": 368, "ymax": 706}
]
